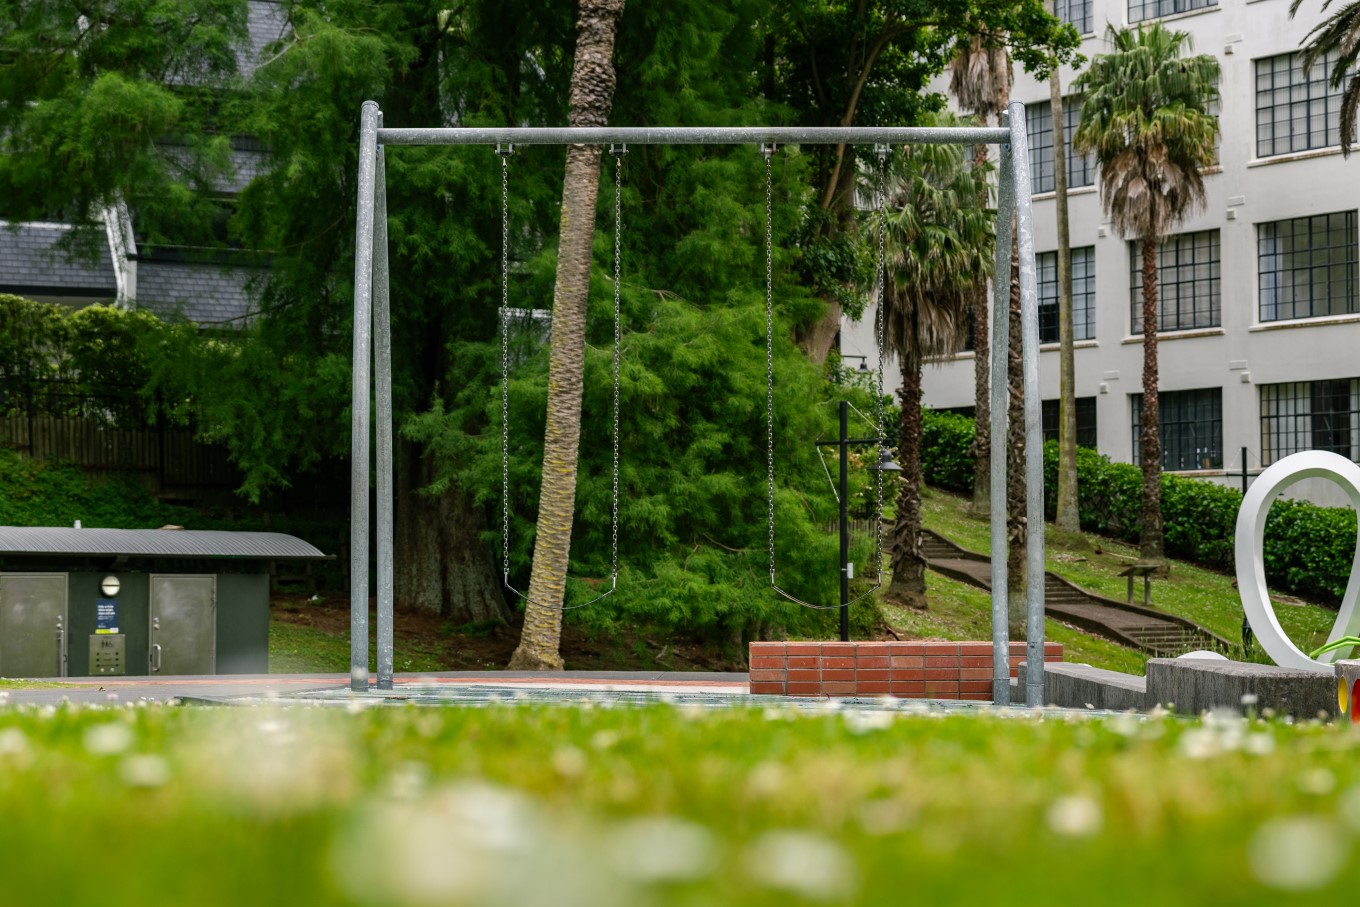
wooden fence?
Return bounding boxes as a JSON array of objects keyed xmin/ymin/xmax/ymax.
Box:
[{"xmin": 0, "ymin": 415, "xmax": 239, "ymax": 491}]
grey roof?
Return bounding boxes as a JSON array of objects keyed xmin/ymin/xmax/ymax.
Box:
[
  {"xmin": 136, "ymin": 261, "xmax": 262, "ymax": 326},
  {"xmin": 0, "ymin": 223, "xmax": 117, "ymax": 297},
  {"xmin": 0, "ymin": 527, "xmax": 328, "ymax": 560}
]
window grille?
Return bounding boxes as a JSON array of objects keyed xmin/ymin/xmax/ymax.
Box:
[
  {"xmin": 1260, "ymin": 378, "xmax": 1360, "ymax": 464},
  {"xmin": 1026, "ymin": 100, "xmax": 1094, "ymax": 195},
  {"xmin": 1129, "ymin": 230, "xmax": 1221, "ymax": 333},
  {"xmin": 1038, "ymin": 247, "xmax": 1096, "ymax": 343},
  {"xmin": 1131, "ymin": 388, "xmax": 1222, "ymax": 470},
  {"xmin": 1042, "ymin": 397, "xmax": 1098, "ymax": 448},
  {"xmin": 1129, "ymin": 0, "xmax": 1215, "ymax": 23},
  {"xmin": 1258, "ymin": 211, "xmax": 1358, "ymax": 322},
  {"xmin": 1256, "ymin": 51, "xmax": 1350, "ymax": 157}
]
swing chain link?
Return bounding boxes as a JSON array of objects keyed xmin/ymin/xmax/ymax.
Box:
[
  {"xmin": 874, "ymin": 145, "xmax": 890, "ymax": 578},
  {"xmin": 610, "ymin": 145, "xmax": 626, "ymax": 581},
  {"xmin": 763, "ymin": 144, "xmax": 776, "ymax": 582},
  {"xmin": 500, "ymin": 145, "xmax": 513, "ymax": 583}
]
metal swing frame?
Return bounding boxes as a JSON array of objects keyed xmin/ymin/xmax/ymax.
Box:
[{"xmin": 348, "ymin": 99, "xmax": 1047, "ymax": 707}]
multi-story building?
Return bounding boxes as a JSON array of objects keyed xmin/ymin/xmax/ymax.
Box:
[
  {"xmin": 841, "ymin": 0, "xmax": 1360, "ymax": 504},
  {"xmin": 0, "ymin": 1, "xmax": 286, "ymax": 327}
]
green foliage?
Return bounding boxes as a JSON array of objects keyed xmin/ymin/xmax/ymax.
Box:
[
  {"xmin": 920, "ymin": 409, "xmax": 975, "ymax": 492},
  {"xmin": 919, "ymin": 408, "xmax": 1360, "ymax": 606}
]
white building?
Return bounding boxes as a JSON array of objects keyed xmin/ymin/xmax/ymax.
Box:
[{"xmin": 841, "ymin": 0, "xmax": 1360, "ymax": 503}]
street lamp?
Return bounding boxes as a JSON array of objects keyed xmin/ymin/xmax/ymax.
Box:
[{"xmin": 816, "ymin": 400, "xmax": 901, "ymax": 641}]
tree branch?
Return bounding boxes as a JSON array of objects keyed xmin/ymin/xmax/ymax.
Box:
[{"xmin": 819, "ymin": 19, "xmax": 907, "ymax": 210}]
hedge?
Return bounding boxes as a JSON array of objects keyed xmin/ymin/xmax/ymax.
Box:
[{"xmin": 920, "ymin": 408, "xmax": 1358, "ymax": 605}]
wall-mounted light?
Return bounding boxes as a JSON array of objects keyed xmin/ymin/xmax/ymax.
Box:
[{"xmin": 100, "ymin": 576, "xmax": 120, "ymax": 597}]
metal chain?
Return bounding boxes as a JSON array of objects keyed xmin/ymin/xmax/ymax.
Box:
[
  {"xmin": 610, "ymin": 145, "xmax": 626, "ymax": 582},
  {"xmin": 874, "ymin": 145, "xmax": 890, "ymax": 579},
  {"xmin": 498, "ymin": 144, "xmax": 513, "ymax": 583},
  {"xmin": 763, "ymin": 145, "xmax": 776, "ymax": 583}
]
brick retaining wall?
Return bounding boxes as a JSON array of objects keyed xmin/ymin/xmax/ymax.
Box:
[{"xmin": 748, "ymin": 641, "xmax": 1063, "ymax": 699}]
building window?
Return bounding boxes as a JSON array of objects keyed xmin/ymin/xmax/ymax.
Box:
[
  {"xmin": 1260, "ymin": 379, "xmax": 1360, "ymax": 464},
  {"xmin": 1258, "ymin": 211, "xmax": 1358, "ymax": 322},
  {"xmin": 1131, "ymin": 388, "xmax": 1222, "ymax": 470},
  {"xmin": 1129, "ymin": 230, "xmax": 1221, "ymax": 333},
  {"xmin": 1027, "ymin": 100, "xmax": 1094, "ymax": 195},
  {"xmin": 1129, "ymin": 0, "xmax": 1215, "ymax": 23},
  {"xmin": 1038, "ymin": 247, "xmax": 1096, "ymax": 343},
  {"xmin": 1056, "ymin": 0, "xmax": 1094, "ymax": 34},
  {"xmin": 1042, "ymin": 397, "xmax": 1098, "ymax": 448},
  {"xmin": 1256, "ymin": 51, "xmax": 1351, "ymax": 158}
]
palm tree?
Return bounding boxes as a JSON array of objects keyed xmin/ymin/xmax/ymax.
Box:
[
  {"xmin": 509, "ymin": 0, "xmax": 626, "ymax": 671},
  {"xmin": 878, "ymin": 116, "xmax": 994, "ymax": 609},
  {"xmin": 1048, "ymin": 0, "xmax": 1081, "ymax": 535},
  {"xmin": 949, "ymin": 37, "xmax": 1011, "ymax": 518},
  {"xmin": 1290, "ymin": 0, "xmax": 1360, "ymax": 156},
  {"xmin": 1072, "ymin": 24, "xmax": 1219, "ymax": 564}
]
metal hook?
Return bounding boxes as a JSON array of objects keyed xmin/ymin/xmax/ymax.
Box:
[
  {"xmin": 609, "ymin": 143, "xmax": 628, "ymax": 156},
  {"xmin": 760, "ymin": 143, "xmax": 777, "ymax": 159},
  {"xmin": 495, "ymin": 143, "xmax": 515, "ymax": 157},
  {"xmin": 873, "ymin": 143, "xmax": 892, "ymax": 160}
]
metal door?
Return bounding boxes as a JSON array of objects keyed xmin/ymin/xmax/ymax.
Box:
[
  {"xmin": 0, "ymin": 574, "xmax": 67, "ymax": 678},
  {"xmin": 149, "ymin": 575, "xmax": 215, "ymax": 675}
]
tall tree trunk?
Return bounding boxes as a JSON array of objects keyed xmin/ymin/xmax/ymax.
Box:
[
  {"xmin": 969, "ymin": 144, "xmax": 991, "ymax": 516},
  {"xmin": 1139, "ymin": 236, "xmax": 1165, "ymax": 563},
  {"xmin": 799, "ymin": 153, "xmax": 860, "ymax": 362},
  {"xmin": 1050, "ymin": 52, "xmax": 1080, "ymax": 534},
  {"xmin": 509, "ymin": 0, "xmax": 625, "ymax": 671},
  {"xmin": 395, "ymin": 439, "xmax": 510, "ymax": 623},
  {"xmin": 1006, "ymin": 239, "xmax": 1026, "ymax": 635},
  {"xmin": 889, "ymin": 358, "xmax": 927, "ymax": 609}
]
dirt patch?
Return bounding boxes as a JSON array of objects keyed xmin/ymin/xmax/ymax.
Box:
[{"xmin": 271, "ymin": 595, "xmax": 746, "ymax": 672}]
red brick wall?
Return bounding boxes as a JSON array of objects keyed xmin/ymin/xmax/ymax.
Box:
[{"xmin": 748, "ymin": 641, "xmax": 1063, "ymax": 700}]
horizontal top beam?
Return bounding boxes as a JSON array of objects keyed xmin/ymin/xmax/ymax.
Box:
[{"xmin": 377, "ymin": 125, "xmax": 1012, "ymax": 147}]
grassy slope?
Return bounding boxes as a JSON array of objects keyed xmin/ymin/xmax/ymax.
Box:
[
  {"xmin": 920, "ymin": 485, "xmax": 1340, "ymax": 660},
  {"xmin": 0, "ymin": 703, "xmax": 1357, "ymax": 907}
]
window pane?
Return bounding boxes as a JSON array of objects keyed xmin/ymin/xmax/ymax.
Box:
[
  {"xmin": 1131, "ymin": 388, "xmax": 1222, "ymax": 470},
  {"xmin": 1256, "ymin": 50, "xmax": 1353, "ymax": 157},
  {"xmin": 1129, "ymin": 231, "xmax": 1222, "ymax": 332},
  {"xmin": 1258, "ymin": 211, "xmax": 1359, "ymax": 322}
]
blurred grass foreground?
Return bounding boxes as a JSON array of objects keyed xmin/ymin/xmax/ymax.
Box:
[{"xmin": 3, "ymin": 700, "xmax": 1359, "ymax": 906}]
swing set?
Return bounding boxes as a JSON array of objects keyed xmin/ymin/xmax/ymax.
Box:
[{"xmin": 346, "ymin": 101, "xmax": 1049, "ymax": 707}]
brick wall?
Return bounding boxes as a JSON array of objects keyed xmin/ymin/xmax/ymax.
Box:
[{"xmin": 748, "ymin": 641, "xmax": 1063, "ymax": 700}]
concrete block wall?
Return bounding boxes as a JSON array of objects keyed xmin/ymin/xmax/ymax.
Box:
[{"xmin": 749, "ymin": 641, "xmax": 1063, "ymax": 699}]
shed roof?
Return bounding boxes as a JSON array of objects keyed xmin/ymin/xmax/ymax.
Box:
[{"xmin": 0, "ymin": 528, "xmax": 328, "ymax": 561}]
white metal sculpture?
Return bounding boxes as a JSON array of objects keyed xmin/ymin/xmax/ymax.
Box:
[{"xmin": 1235, "ymin": 450, "xmax": 1360, "ymax": 672}]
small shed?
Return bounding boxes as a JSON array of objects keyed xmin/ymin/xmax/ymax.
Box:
[{"xmin": 0, "ymin": 527, "xmax": 329, "ymax": 678}]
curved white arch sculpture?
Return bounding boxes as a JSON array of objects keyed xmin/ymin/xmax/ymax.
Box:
[{"xmin": 1235, "ymin": 450, "xmax": 1360, "ymax": 672}]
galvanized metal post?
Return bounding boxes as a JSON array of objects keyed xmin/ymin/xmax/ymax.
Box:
[
  {"xmin": 1008, "ymin": 100, "xmax": 1046, "ymax": 709},
  {"xmin": 995, "ymin": 134, "xmax": 1017, "ymax": 707},
  {"xmin": 374, "ymin": 121, "xmax": 395, "ymax": 691},
  {"xmin": 990, "ymin": 136, "xmax": 1015, "ymax": 707},
  {"xmin": 349, "ymin": 100, "xmax": 380, "ymax": 692},
  {"xmin": 839, "ymin": 401, "xmax": 850, "ymax": 643}
]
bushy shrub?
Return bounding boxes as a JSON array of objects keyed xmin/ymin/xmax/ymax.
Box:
[
  {"xmin": 920, "ymin": 409, "xmax": 974, "ymax": 493},
  {"xmin": 920, "ymin": 412, "xmax": 1359, "ymax": 606}
]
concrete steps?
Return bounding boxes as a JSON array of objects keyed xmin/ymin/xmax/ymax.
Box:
[{"xmin": 918, "ymin": 529, "xmax": 1232, "ymax": 658}]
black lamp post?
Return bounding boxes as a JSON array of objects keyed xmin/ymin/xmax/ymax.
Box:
[{"xmin": 816, "ymin": 400, "xmax": 901, "ymax": 641}]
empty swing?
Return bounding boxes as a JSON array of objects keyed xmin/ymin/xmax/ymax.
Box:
[
  {"xmin": 765, "ymin": 144, "xmax": 895, "ymax": 611},
  {"xmin": 498, "ymin": 144, "xmax": 625, "ymax": 611}
]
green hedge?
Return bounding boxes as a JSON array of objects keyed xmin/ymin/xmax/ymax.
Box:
[{"xmin": 920, "ymin": 408, "xmax": 1358, "ymax": 605}]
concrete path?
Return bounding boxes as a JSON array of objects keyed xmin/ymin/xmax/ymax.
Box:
[{"xmin": 0, "ymin": 671, "xmax": 751, "ymax": 706}]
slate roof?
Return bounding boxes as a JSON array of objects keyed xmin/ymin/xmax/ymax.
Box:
[
  {"xmin": 0, "ymin": 223, "xmax": 117, "ymax": 298},
  {"xmin": 136, "ymin": 261, "xmax": 263, "ymax": 326},
  {"xmin": 0, "ymin": 527, "xmax": 328, "ymax": 560}
]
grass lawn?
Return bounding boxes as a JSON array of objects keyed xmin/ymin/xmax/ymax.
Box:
[
  {"xmin": 3, "ymin": 702, "xmax": 1359, "ymax": 906},
  {"xmin": 269, "ymin": 616, "xmax": 451, "ymax": 674},
  {"xmin": 921, "ymin": 486, "xmax": 1340, "ymax": 660}
]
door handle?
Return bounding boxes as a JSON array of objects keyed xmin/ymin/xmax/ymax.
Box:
[
  {"xmin": 150, "ymin": 644, "xmax": 162, "ymax": 673},
  {"xmin": 55, "ymin": 617, "xmax": 64, "ymax": 678}
]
